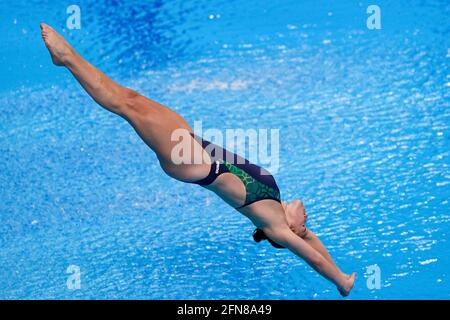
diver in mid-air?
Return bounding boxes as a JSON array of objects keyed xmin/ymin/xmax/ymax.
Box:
[{"xmin": 40, "ymin": 23, "xmax": 356, "ymax": 296}]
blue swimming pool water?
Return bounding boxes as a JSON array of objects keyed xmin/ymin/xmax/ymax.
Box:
[{"xmin": 0, "ymin": 0, "xmax": 449, "ymax": 299}]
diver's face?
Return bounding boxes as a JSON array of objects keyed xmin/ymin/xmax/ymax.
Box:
[{"xmin": 284, "ymin": 200, "xmax": 308, "ymax": 237}]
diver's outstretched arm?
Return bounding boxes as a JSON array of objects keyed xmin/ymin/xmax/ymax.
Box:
[
  {"xmin": 302, "ymin": 230, "xmax": 340, "ymax": 270},
  {"xmin": 264, "ymin": 225, "xmax": 355, "ymax": 296}
]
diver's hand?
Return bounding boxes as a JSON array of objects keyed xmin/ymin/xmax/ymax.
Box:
[{"xmin": 337, "ymin": 272, "xmax": 356, "ymax": 297}]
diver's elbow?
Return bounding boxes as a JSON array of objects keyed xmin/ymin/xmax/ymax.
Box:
[{"xmin": 309, "ymin": 252, "xmax": 325, "ymax": 269}]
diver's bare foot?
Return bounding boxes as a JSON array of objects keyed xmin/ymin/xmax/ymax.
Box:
[
  {"xmin": 338, "ymin": 272, "xmax": 356, "ymax": 297},
  {"xmin": 40, "ymin": 23, "xmax": 75, "ymax": 66}
]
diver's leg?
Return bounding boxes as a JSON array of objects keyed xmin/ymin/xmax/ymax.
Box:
[
  {"xmin": 40, "ymin": 23, "xmax": 181, "ymax": 122},
  {"xmin": 41, "ymin": 24, "xmax": 133, "ymax": 116},
  {"xmin": 40, "ymin": 23, "xmax": 209, "ymax": 181}
]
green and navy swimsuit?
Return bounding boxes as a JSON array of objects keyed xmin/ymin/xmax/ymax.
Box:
[{"xmin": 189, "ymin": 133, "xmax": 281, "ymax": 209}]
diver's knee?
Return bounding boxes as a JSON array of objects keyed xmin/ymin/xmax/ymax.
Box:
[
  {"xmin": 112, "ymin": 87, "xmax": 139, "ymax": 118},
  {"xmin": 122, "ymin": 88, "xmax": 141, "ymax": 111},
  {"xmin": 114, "ymin": 87, "xmax": 145, "ymax": 117}
]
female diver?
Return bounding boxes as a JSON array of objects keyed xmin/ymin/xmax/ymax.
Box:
[{"xmin": 40, "ymin": 24, "xmax": 355, "ymax": 296}]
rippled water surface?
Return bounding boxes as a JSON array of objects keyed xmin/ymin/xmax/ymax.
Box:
[{"xmin": 0, "ymin": 0, "xmax": 449, "ymax": 299}]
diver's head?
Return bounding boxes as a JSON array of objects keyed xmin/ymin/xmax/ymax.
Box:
[
  {"xmin": 252, "ymin": 200, "xmax": 308, "ymax": 249},
  {"xmin": 283, "ymin": 200, "xmax": 308, "ymax": 238}
]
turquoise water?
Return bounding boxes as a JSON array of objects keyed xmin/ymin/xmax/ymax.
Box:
[{"xmin": 0, "ymin": 0, "xmax": 449, "ymax": 299}]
